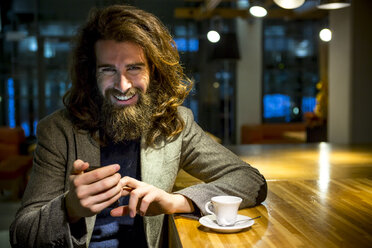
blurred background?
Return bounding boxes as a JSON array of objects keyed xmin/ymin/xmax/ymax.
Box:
[
  {"xmin": 0, "ymin": 0, "xmax": 371, "ymax": 146},
  {"xmin": 1, "ymin": 1, "xmax": 372, "ymax": 247}
]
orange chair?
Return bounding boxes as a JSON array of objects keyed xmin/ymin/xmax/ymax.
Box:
[{"xmin": 0, "ymin": 127, "xmax": 33, "ymax": 200}]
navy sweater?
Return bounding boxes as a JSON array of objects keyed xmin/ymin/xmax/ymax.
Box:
[{"xmin": 89, "ymin": 139, "xmax": 148, "ymax": 248}]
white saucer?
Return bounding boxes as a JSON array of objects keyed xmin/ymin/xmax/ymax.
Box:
[{"xmin": 199, "ymin": 214, "xmax": 254, "ymax": 233}]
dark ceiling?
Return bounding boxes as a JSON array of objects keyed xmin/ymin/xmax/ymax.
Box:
[{"xmin": 2, "ymin": 0, "xmax": 327, "ymax": 27}]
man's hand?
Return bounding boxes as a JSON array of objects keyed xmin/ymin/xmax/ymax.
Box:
[
  {"xmin": 65, "ymin": 160, "xmax": 123, "ymax": 223},
  {"xmin": 110, "ymin": 176, "xmax": 194, "ymax": 218}
]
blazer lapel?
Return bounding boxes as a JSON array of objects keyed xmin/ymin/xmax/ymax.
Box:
[
  {"xmin": 74, "ymin": 130, "xmax": 101, "ymax": 169},
  {"xmin": 140, "ymin": 137, "xmax": 165, "ymax": 187},
  {"xmin": 140, "ymin": 137, "xmax": 166, "ymax": 248},
  {"xmin": 73, "ymin": 130, "xmax": 100, "ymax": 247}
]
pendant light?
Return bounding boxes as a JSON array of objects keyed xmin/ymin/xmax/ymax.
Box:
[
  {"xmin": 317, "ymin": 0, "xmax": 351, "ymax": 10},
  {"xmin": 273, "ymin": 0, "xmax": 305, "ymax": 9}
]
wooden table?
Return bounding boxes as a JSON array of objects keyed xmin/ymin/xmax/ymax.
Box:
[{"xmin": 170, "ymin": 143, "xmax": 372, "ymax": 247}]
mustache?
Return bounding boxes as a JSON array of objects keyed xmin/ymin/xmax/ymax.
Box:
[{"xmin": 105, "ymin": 87, "xmax": 142, "ymax": 98}]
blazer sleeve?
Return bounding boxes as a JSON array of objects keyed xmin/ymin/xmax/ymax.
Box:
[
  {"xmin": 175, "ymin": 107, "xmax": 267, "ymax": 215},
  {"xmin": 9, "ymin": 111, "xmax": 87, "ymax": 248}
]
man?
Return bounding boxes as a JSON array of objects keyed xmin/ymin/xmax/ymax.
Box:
[{"xmin": 10, "ymin": 5, "xmax": 267, "ymax": 248}]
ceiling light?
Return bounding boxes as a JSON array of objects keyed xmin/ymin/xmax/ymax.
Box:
[
  {"xmin": 319, "ymin": 28, "xmax": 332, "ymax": 42},
  {"xmin": 273, "ymin": 0, "xmax": 305, "ymax": 9},
  {"xmin": 207, "ymin": 30, "xmax": 220, "ymax": 43},
  {"xmin": 249, "ymin": 6, "xmax": 267, "ymax": 17},
  {"xmin": 317, "ymin": 0, "xmax": 351, "ymax": 9}
]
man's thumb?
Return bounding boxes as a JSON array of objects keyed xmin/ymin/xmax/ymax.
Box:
[{"xmin": 71, "ymin": 159, "xmax": 89, "ymax": 175}]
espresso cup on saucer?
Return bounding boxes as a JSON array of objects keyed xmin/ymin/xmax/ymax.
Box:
[{"xmin": 205, "ymin": 195, "xmax": 242, "ymax": 226}]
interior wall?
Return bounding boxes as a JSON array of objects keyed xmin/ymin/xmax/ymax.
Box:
[
  {"xmin": 236, "ymin": 18, "xmax": 262, "ymax": 144},
  {"xmin": 328, "ymin": 7, "xmax": 352, "ymax": 144},
  {"xmin": 350, "ymin": 0, "xmax": 372, "ymax": 144},
  {"xmin": 329, "ymin": 0, "xmax": 372, "ymax": 145}
]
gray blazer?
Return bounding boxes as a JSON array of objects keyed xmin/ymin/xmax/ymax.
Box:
[{"xmin": 10, "ymin": 106, "xmax": 266, "ymax": 248}]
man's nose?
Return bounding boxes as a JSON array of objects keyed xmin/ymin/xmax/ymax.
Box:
[{"xmin": 116, "ymin": 73, "xmax": 133, "ymax": 92}]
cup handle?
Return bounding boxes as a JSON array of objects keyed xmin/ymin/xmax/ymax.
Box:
[{"xmin": 205, "ymin": 201, "xmax": 215, "ymax": 216}]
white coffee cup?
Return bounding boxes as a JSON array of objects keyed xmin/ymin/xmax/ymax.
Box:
[{"xmin": 205, "ymin": 195, "xmax": 242, "ymax": 226}]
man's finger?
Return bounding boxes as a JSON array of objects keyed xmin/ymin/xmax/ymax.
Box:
[
  {"xmin": 81, "ymin": 164, "xmax": 120, "ymax": 185},
  {"xmin": 120, "ymin": 186, "xmax": 133, "ymax": 197},
  {"xmin": 71, "ymin": 160, "xmax": 90, "ymax": 175},
  {"xmin": 127, "ymin": 186, "xmax": 150, "ymax": 218},
  {"xmin": 87, "ymin": 191, "xmax": 122, "ymax": 214},
  {"xmin": 82, "ymin": 173, "xmax": 122, "ymax": 198},
  {"xmin": 110, "ymin": 206, "xmax": 130, "ymax": 217},
  {"xmin": 120, "ymin": 176, "xmax": 142, "ymax": 189},
  {"xmin": 138, "ymin": 193, "xmax": 155, "ymax": 217}
]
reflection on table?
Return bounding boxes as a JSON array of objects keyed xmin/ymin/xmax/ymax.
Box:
[{"xmin": 170, "ymin": 143, "xmax": 372, "ymax": 248}]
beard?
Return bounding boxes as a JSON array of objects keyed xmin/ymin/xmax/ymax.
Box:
[{"xmin": 99, "ymin": 87, "xmax": 154, "ymax": 144}]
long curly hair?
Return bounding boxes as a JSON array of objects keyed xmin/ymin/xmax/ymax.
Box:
[{"xmin": 63, "ymin": 5, "xmax": 192, "ymax": 146}]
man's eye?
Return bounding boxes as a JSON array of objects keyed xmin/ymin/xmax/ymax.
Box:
[
  {"xmin": 98, "ymin": 67, "xmax": 117, "ymax": 76},
  {"xmin": 128, "ymin": 66, "xmax": 141, "ymax": 71}
]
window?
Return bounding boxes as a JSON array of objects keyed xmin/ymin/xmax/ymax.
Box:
[{"xmin": 262, "ymin": 19, "xmax": 321, "ymax": 123}]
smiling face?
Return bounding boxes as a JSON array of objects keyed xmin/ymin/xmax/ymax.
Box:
[
  {"xmin": 95, "ymin": 40, "xmax": 150, "ymax": 108},
  {"xmin": 94, "ymin": 40, "xmax": 154, "ymax": 143}
]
